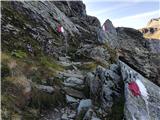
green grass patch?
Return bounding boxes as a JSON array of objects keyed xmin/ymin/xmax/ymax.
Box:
[
  {"xmin": 103, "ymin": 44, "xmax": 117, "ymax": 63},
  {"xmin": 40, "ymin": 56, "xmax": 64, "ymax": 71},
  {"xmin": 11, "ymin": 50, "xmax": 27, "ymax": 58},
  {"xmin": 1, "ymin": 63, "xmax": 11, "ymax": 78}
]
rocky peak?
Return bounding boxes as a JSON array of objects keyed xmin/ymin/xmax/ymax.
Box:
[
  {"xmin": 54, "ymin": 1, "xmax": 86, "ymax": 17},
  {"xmin": 102, "ymin": 19, "xmax": 116, "ymax": 34},
  {"xmin": 147, "ymin": 17, "xmax": 160, "ymax": 28},
  {"xmin": 139, "ymin": 17, "xmax": 160, "ymax": 39}
]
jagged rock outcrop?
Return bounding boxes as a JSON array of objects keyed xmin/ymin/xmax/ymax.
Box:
[
  {"xmin": 102, "ymin": 19, "xmax": 118, "ymax": 47},
  {"xmin": 116, "ymin": 27, "xmax": 160, "ymax": 85},
  {"xmin": 147, "ymin": 18, "xmax": 160, "ymax": 28},
  {"xmin": 2, "ymin": 1, "xmax": 103, "ymax": 59},
  {"xmin": 76, "ymin": 45, "xmax": 111, "ymax": 65},
  {"xmin": 102, "ymin": 19, "xmax": 160, "ymax": 85},
  {"xmin": 85, "ymin": 64, "xmax": 124, "ymax": 119}
]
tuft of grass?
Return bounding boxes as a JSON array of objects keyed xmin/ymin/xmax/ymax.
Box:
[
  {"xmin": 1, "ymin": 94, "xmax": 17, "ymax": 120},
  {"xmin": 11, "ymin": 50, "xmax": 27, "ymax": 59},
  {"xmin": 30, "ymin": 86, "xmax": 66, "ymax": 109},
  {"xmin": 5, "ymin": 75, "xmax": 30, "ymax": 89},
  {"xmin": 40, "ymin": 56, "xmax": 64, "ymax": 71},
  {"xmin": 2, "ymin": 94, "xmax": 39, "ymax": 120},
  {"xmin": 77, "ymin": 62, "xmax": 97, "ymax": 71},
  {"xmin": 21, "ymin": 107, "xmax": 39, "ymax": 120},
  {"xmin": 1, "ymin": 63, "xmax": 11, "ymax": 78},
  {"xmin": 103, "ymin": 44, "xmax": 118, "ymax": 63}
]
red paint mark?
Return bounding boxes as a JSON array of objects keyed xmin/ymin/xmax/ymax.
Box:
[
  {"xmin": 128, "ymin": 81, "xmax": 141, "ymax": 96},
  {"xmin": 57, "ymin": 25, "xmax": 62, "ymax": 33}
]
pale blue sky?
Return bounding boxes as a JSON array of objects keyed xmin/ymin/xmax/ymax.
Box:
[{"xmin": 83, "ymin": 0, "xmax": 160, "ymax": 29}]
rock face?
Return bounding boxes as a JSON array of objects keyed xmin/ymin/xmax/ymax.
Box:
[
  {"xmin": 76, "ymin": 45, "xmax": 111, "ymax": 65},
  {"xmin": 119, "ymin": 60, "xmax": 160, "ymax": 120},
  {"xmin": 1, "ymin": 1, "xmax": 103, "ymax": 58},
  {"xmin": 147, "ymin": 18, "xmax": 160, "ymax": 28},
  {"xmin": 116, "ymin": 27, "xmax": 160, "ymax": 86},
  {"xmin": 102, "ymin": 19, "xmax": 118, "ymax": 47},
  {"xmin": 85, "ymin": 64, "xmax": 124, "ymax": 118},
  {"xmin": 102, "ymin": 20, "xmax": 160, "ymax": 85}
]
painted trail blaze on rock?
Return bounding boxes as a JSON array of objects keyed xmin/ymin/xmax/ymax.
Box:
[
  {"xmin": 128, "ymin": 81, "xmax": 141, "ymax": 96},
  {"xmin": 136, "ymin": 79, "xmax": 148, "ymax": 99},
  {"xmin": 57, "ymin": 25, "xmax": 64, "ymax": 33},
  {"xmin": 102, "ymin": 25, "xmax": 108, "ymax": 31}
]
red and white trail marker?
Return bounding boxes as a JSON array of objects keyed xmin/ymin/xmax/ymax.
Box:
[
  {"xmin": 128, "ymin": 81, "xmax": 141, "ymax": 96},
  {"xmin": 128, "ymin": 79, "xmax": 148, "ymax": 99},
  {"xmin": 57, "ymin": 25, "xmax": 64, "ymax": 33}
]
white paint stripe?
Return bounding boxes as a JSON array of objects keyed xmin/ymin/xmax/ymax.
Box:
[
  {"xmin": 61, "ymin": 26, "xmax": 64, "ymax": 33},
  {"xmin": 136, "ymin": 79, "xmax": 149, "ymax": 99}
]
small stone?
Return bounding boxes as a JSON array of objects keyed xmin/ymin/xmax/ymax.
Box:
[
  {"xmin": 68, "ymin": 113, "xmax": 76, "ymax": 119},
  {"xmin": 66, "ymin": 95, "xmax": 79, "ymax": 103},
  {"xmin": 58, "ymin": 71, "xmax": 84, "ymax": 79},
  {"xmin": 91, "ymin": 117, "xmax": 101, "ymax": 120},
  {"xmin": 36, "ymin": 85, "xmax": 54, "ymax": 94},
  {"xmin": 83, "ymin": 108, "xmax": 94, "ymax": 120},
  {"xmin": 64, "ymin": 87, "xmax": 85, "ymax": 99},
  {"xmin": 54, "ymin": 108, "xmax": 59, "ymax": 112},
  {"xmin": 61, "ymin": 113, "xmax": 68, "ymax": 120},
  {"xmin": 77, "ymin": 99, "xmax": 92, "ymax": 114},
  {"xmin": 64, "ymin": 77, "xmax": 84, "ymax": 88}
]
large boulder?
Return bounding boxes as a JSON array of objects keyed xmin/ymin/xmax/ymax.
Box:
[
  {"xmin": 85, "ymin": 64, "xmax": 123, "ymax": 116},
  {"xmin": 35, "ymin": 84, "xmax": 55, "ymax": 94},
  {"xmin": 63, "ymin": 77, "xmax": 84, "ymax": 89},
  {"xmin": 102, "ymin": 19, "xmax": 118, "ymax": 47},
  {"xmin": 119, "ymin": 60, "xmax": 160, "ymax": 120},
  {"xmin": 77, "ymin": 99, "xmax": 92, "ymax": 114},
  {"xmin": 76, "ymin": 44, "xmax": 111, "ymax": 65}
]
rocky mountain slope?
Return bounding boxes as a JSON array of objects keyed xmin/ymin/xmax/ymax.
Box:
[
  {"xmin": 103, "ymin": 20, "xmax": 160, "ymax": 86},
  {"xmin": 139, "ymin": 18, "xmax": 160, "ymax": 39},
  {"xmin": 1, "ymin": 1, "xmax": 160, "ymax": 120}
]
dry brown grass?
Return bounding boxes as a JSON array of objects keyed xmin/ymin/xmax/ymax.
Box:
[
  {"xmin": 143, "ymin": 31, "xmax": 160, "ymax": 39},
  {"xmin": 6, "ymin": 76, "xmax": 30, "ymax": 89}
]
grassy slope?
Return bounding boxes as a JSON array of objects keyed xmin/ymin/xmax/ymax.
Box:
[
  {"xmin": 1, "ymin": 51, "xmax": 66, "ymax": 119},
  {"xmin": 1, "ymin": 2, "xmax": 77, "ymax": 118}
]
